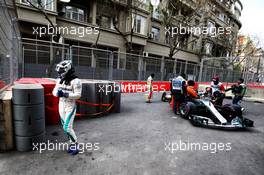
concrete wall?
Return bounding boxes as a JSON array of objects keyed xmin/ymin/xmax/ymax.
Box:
[
  {"xmin": 57, "ymin": 19, "xmax": 126, "ymax": 52},
  {"xmin": 16, "ymin": 6, "xmax": 57, "ymax": 25}
]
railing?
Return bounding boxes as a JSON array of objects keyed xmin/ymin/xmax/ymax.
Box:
[
  {"xmin": 0, "ymin": 0, "xmax": 21, "ymax": 91},
  {"xmin": 21, "ymin": 38, "xmax": 255, "ymax": 83}
]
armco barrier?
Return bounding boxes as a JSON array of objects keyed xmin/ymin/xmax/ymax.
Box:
[
  {"xmin": 118, "ymin": 81, "xmax": 200, "ymax": 93},
  {"xmin": 119, "ymin": 81, "xmax": 171, "ymax": 93},
  {"xmin": 13, "ymin": 78, "xmax": 264, "ymax": 126},
  {"xmin": 15, "ymin": 78, "xmax": 264, "ymax": 94},
  {"xmin": 15, "ymin": 78, "xmax": 122, "ymax": 124},
  {"xmin": 118, "ymin": 81, "xmax": 264, "ymax": 100}
]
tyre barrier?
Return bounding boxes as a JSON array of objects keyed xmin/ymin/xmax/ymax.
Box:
[
  {"xmin": 77, "ymin": 80, "xmax": 121, "ymax": 117},
  {"xmin": 113, "ymin": 83, "xmax": 121, "ymax": 113},
  {"xmin": 12, "ymin": 84, "xmax": 46, "ymax": 151},
  {"xmin": 79, "ymin": 81, "xmax": 101, "ymax": 115},
  {"xmin": 14, "ymin": 78, "xmax": 122, "ymax": 124}
]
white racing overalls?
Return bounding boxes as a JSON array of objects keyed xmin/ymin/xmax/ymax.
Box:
[
  {"xmin": 211, "ymin": 82, "xmax": 223, "ymax": 94},
  {"xmin": 145, "ymin": 76, "xmax": 153, "ymax": 102},
  {"xmin": 52, "ymin": 78, "xmax": 82, "ymax": 143}
]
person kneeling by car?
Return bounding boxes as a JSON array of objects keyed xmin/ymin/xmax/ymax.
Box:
[
  {"xmin": 211, "ymin": 76, "xmax": 225, "ymax": 106},
  {"xmin": 225, "ymin": 78, "xmax": 246, "ymax": 105}
]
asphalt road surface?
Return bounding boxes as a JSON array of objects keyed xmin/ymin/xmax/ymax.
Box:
[{"xmin": 0, "ymin": 93, "xmax": 263, "ymax": 175}]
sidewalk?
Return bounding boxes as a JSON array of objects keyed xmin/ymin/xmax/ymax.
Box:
[
  {"xmin": 225, "ymin": 95, "xmax": 264, "ymax": 103},
  {"xmin": 244, "ymin": 97, "xmax": 264, "ymax": 103}
]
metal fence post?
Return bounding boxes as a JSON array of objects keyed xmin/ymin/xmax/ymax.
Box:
[
  {"xmin": 108, "ymin": 52, "xmax": 113, "ymax": 80},
  {"xmin": 69, "ymin": 46, "xmax": 73, "ymax": 61},
  {"xmin": 160, "ymin": 56, "xmax": 165, "ymax": 81},
  {"xmin": 91, "ymin": 48, "xmax": 96, "ymax": 68},
  {"xmin": 173, "ymin": 58, "xmax": 177, "ymax": 74},
  {"xmin": 198, "ymin": 58, "xmax": 204, "ymax": 82},
  {"xmin": 50, "ymin": 42, "xmax": 53, "ymax": 65},
  {"xmin": 22, "ymin": 46, "xmax": 25, "ymax": 77},
  {"xmin": 184, "ymin": 61, "xmax": 188, "ymax": 77},
  {"xmin": 138, "ymin": 56, "xmax": 143, "ymax": 80}
]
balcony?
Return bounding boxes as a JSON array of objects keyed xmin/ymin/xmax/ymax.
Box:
[
  {"xmin": 18, "ymin": 0, "xmax": 55, "ymax": 12},
  {"xmin": 180, "ymin": 0, "xmax": 197, "ymax": 9},
  {"xmin": 111, "ymin": 0, "xmax": 127, "ymax": 6},
  {"xmin": 133, "ymin": 0, "xmax": 149, "ymax": 12}
]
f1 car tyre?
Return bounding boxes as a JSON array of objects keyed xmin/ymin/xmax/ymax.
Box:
[
  {"xmin": 243, "ymin": 118, "xmax": 254, "ymax": 127},
  {"xmin": 161, "ymin": 92, "xmax": 167, "ymax": 102},
  {"xmin": 189, "ymin": 115, "xmax": 201, "ymax": 127},
  {"xmin": 179, "ymin": 103, "xmax": 191, "ymax": 119}
]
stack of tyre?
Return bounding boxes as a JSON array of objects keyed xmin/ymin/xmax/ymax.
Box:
[
  {"xmin": 12, "ymin": 84, "xmax": 46, "ymax": 151},
  {"xmin": 79, "ymin": 80, "xmax": 121, "ymax": 116}
]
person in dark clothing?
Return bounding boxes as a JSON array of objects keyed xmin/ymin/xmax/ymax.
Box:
[
  {"xmin": 225, "ymin": 78, "xmax": 247, "ymax": 105},
  {"xmin": 186, "ymin": 80, "xmax": 199, "ymax": 99},
  {"xmin": 170, "ymin": 74, "xmax": 187, "ymax": 114}
]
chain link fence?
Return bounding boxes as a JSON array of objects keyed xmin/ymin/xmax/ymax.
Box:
[
  {"xmin": 0, "ymin": 0, "xmax": 20, "ymax": 91},
  {"xmin": 21, "ymin": 38, "xmax": 256, "ymax": 83},
  {"xmin": 71, "ymin": 46, "xmax": 113, "ymax": 80},
  {"xmin": 22, "ymin": 38, "xmax": 70, "ymax": 78},
  {"xmin": 198, "ymin": 57, "xmax": 256, "ymax": 83}
]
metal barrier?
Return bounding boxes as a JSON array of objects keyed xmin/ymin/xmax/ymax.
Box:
[
  {"xmin": 198, "ymin": 57, "xmax": 256, "ymax": 83},
  {"xmin": 71, "ymin": 46, "xmax": 113, "ymax": 80},
  {"xmin": 22, "ymin": 38, "xmax": 70, "ymax": 78},
  {"xmin": 21, "ymin": 38, "xmax": 256, "ymax": 83},
  {"xmin": 0, "ymin": 0, "xmax": 20, "ymax": 91}
]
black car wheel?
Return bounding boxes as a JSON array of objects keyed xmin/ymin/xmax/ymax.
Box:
[
  {"xmin": 161, "ymin": 92, "xmax": 167, "ymax": 102},
  {"xmin": 179, "ymin": 103, "xmax": 190, "ymax": 119},
  {"xmin": 189, "ymin": 115, "xmax": 202, "ymax": 127}
]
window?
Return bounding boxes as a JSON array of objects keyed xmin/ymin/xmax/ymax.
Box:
[
  {"xmin": 21, "ymin": 0, "xmax": 54, "ymax": 11},
  {"xmin": 192, "ymin": 41, "xmax": 198, "ymax": 51},
  {"xmin": 65, "ymin": 6, "xmax": 85, "ymax": 22},
  {"xmin": 165, "ymin": 32, "xmax": 170, "ymax": 44},
  {"xmin": 152, "ymin": 6, "xmax": 160, "ymax": 19},
  {"xmin": 204, "ymin": 42, "xmax": 213, "ymax": 55},
  {"xmin": 226, "ymin": 17, "xmax": 230, "ymax": 24},
  {"xmin": 218, "ymin": 13, "xmax": 225, "ymax": 21},
  {"xmin": 207, "ymin": 21, "xmax": 216, "ymax": 36},
  {"xmin": 234, "ymin": 8, "xmax": 241, "ymax": 19},
  {"xmin": 96, "ymin": 15, "xmax": 114, "ymax": 29},
  {"xmin": 132, "ymin": 14, "xmax": 147, "ymax": 35},
  {"xmin": 151, "ymin": 27, "xmax": 160, "ymax": 41},
  {"xmin": 151, "ymin": 0, "xmax": 161, "ymax": 19}
]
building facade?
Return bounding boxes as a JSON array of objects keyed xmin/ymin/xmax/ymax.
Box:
[{"xmin": 15, "ymin": 0, "xmax": 243, "ymax": 80}]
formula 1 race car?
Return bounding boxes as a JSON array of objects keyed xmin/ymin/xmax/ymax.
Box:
[
  {"xmin": 179, "ymin": 95, "xmax": 254, "ymax": 129},
  {"xmin": 161, "ymin": 91, "xmax": 254, "ymax": 129},
  {"xmin": 161, "ymin": 91, "xmax": 172, "ymax": 102}
]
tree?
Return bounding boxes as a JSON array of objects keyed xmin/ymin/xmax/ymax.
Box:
[
  {"xmin": 25, "ymin": 0, "xmax": 60, "ymax": 42},
  {"xmin": 157, "ymin": 0, "xmax": 208, "ymax": 60},
  {"xmin": 109, "ymin": 0, "xmax": 147, "ymax": 52},
  {"xmin": 233, "ymin": 35, "xmax": 262, "ymax": 68},
  {"xmin": 25, "ymin": 0, "xmax": 101, "ymax": 77},
  {"xmin": 24, "ymin": 0, "xmax": 61, "ymax": 78},
  {"xmin": 235, "ymin": 35, "xmax": 263, "ymax": 81}
]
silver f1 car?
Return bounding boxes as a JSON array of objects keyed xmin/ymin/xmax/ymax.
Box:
[
  {"xmin": 162, "ymin": 92, "xmax": 254, "ymax": 129},
  {"xmin": 179, "ymin": 96, "xmax": 254, "ymax": 129}
]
